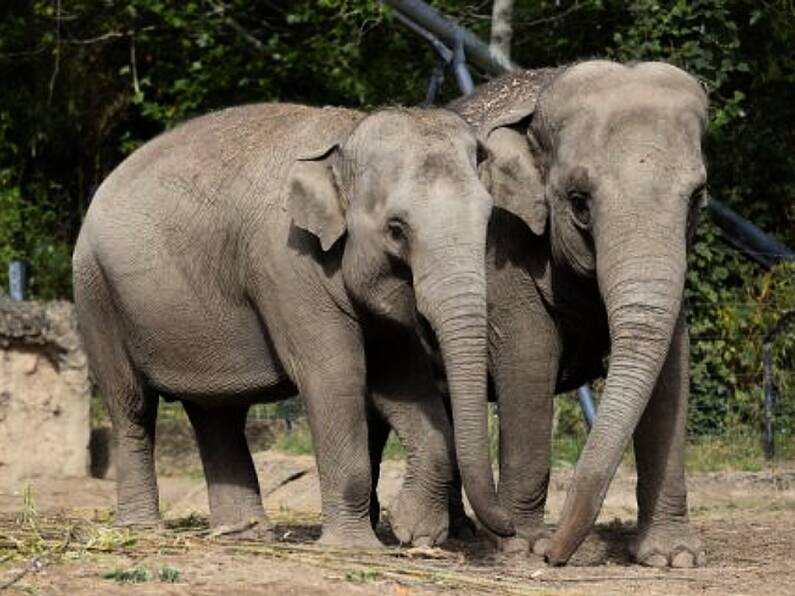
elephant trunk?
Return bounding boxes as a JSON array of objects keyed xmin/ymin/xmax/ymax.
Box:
[
  {"xmin": 545, "ymin": 224, "xmax": 686, "ymax": 565},
  {"xmin": 414, "ymin": 242, "xmax": 514, "ymax": 538}
]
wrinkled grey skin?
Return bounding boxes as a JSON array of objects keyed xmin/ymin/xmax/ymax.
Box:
[
  {"xmin": 446, "ymin": 60, "xmax": 709, "ymax": 566},
  {"xmin": 73, "ymin": 104, "xmax": 517, "ymax": 547}
]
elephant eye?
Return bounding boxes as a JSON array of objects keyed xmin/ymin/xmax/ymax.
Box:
[
  {"xmin": 386, "ymin": 218, "xmax": 408, "ymax": 243},
  {"xmin": 568, "ymin": 191, "xmax": 591, "ymax": 229}
]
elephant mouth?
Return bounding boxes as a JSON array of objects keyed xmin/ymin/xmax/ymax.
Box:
[
  {"xmin": 416, "ymin": 311, "xmax": 440, "ymax": 357},
  {"xmin": 415, "ymin": 312, "xmax": 447, "ymax": 391}
]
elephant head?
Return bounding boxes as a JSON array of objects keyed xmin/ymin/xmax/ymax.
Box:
[
  {"xmin": 477, "ymin": 61, "xmax": 708, "ymax": 562},
  {"xmin": 286, "ymin": 108, "xmax": 514, "ymax": 538}
]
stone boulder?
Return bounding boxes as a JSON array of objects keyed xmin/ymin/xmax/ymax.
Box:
[{"xmin": 0, "ymin": 298, "xmax": 90, "ymax": 483}]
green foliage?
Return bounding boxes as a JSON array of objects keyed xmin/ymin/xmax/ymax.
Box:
[
  {"xmin": 158, "ymin": 565, "xmax": 181, "ymax": 583},
  {"xmin": 686, "ymin": 431, "xmax": 795, "ymax": 472},
  {"xmin": 103, "ymin": 566, "xmax": 152, "ymax": 584},
  {"xmin": 273, "ymin": 424, "xmax": 315, "ymax": 455},
  {"xmin": 346, "ymin": 569, "xmax": 382, "ymax": 583},
  {"xmin": 102, "ymin": 562, "xmax": 179, "ymax": 584}
]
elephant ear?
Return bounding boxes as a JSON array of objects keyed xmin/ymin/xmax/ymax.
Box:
[
  {"xmin": 481, "ymin": 121, "xmax": 548, "ymax": 237},
  {"xmin": 286, "ymin": 145, "xmax": 347, "ymax": 252}
]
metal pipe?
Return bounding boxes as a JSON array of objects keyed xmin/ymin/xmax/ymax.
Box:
[
  {"xmin": 393, "ymin": 9, "xmax": 452, "ymax": 64},
  {"xmin": 451, "ymin": 29, "xmax": 475, "ymax": 95},
  {"xmin": 8, "ymin": 261, "xmax": 27, "ymax": 302},
  {"xmin": 707, "ymin": 197, "xmax": 795, "ymax": 269},
  {"xmin": 576, "ymin": 385, "xmax": 597, "ymax": 430},
  {"xmin": 380, "ymin": 0, "xmax": 518, "ymax": 75}
]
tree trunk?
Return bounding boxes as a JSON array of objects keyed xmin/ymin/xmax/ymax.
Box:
[{"xmin": 490, "ymin": 0, "xmax": 515, "ymax": 67}]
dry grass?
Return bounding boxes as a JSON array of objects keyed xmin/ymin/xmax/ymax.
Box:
[{"xmin": 0, "ymin": 508, "xmax": 694, "ymax": 595}]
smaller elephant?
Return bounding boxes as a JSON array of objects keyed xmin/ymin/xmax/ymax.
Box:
[{"xmin": 73, "ymin": 102, "xmax": 515, "ymax": 547}]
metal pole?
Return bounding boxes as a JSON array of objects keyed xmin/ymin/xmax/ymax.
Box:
[
  {"xmin": 707, "ymin": 197, "xmax": 795, "ymax": 269},
  {"xmin": 761, "ymin": 309, "xmax": 795, "ymax": 459},
  {"xmin": 8, "ymin": 261, "xmax": 27, "ymax": 302},
  {"xmin": 451, "ymin": 29, "xmax": 475, "ymax": 95},
  {"xmin": 577, "ymin": 385, "xmax": 597, "ymax": 430},
  {"xmin": 380, "ymin": 0, "xmax": 518, "ymax": 75}
]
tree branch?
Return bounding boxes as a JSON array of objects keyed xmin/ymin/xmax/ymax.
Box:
[
  {"xmin": 47, "ymin": 0, "xmax": 62, "ymax": 106},
  {"xmin": 203, "ymin": 0, "xmax": 265, "ymax": 50}
]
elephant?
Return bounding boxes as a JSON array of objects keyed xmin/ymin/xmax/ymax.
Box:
[
  {"xmin": 434, "ymin": 60, "xmax": 708, "ymax": 567},
  {"xmin": 72, "ymin": 103, "xmax": 517, "ymax": 547}
]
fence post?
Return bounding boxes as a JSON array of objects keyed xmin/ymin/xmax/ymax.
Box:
[
  {"xmin": 762, "ymin": 308, "xmax": 795, "ymax": 459},
  {"xmin": 577, "ymin": 385, "xmax": 597, "ymax": 430},
  {"xmin": 762, "ymin": 341, "xmax": 775, "ymax": 459},
  {"xmin": 8, "ymin": 261, "xmax": 28, "ymax": 302}
]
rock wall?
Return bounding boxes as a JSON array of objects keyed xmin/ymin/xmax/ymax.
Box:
[{"xmin": 0, "ymin": 298, "xmax": 90, "ymax": 484}]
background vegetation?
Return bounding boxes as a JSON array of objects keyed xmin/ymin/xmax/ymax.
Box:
[{"xmin": 1, "ymin": 0, "xmax": 793, "ymax": 450}]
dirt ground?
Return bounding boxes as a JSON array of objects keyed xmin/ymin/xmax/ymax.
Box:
[{"xmin": 2, "ymin": 448, "xmax": 795, "ymax": 595}]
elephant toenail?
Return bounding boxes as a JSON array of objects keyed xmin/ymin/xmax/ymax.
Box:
[
  {"xmin": 671, "ymin": 551, "xmax": 696, "ymax": 568},
  {"xmin": 643, "ymin": 553, "xmax": 668, "ymax": 568},
  {"xmin": 501, "ymin": 536, "xmax": 529, "ymax": 554},
  {"xmin": 532, "ymin": 537, "xmax": 551, "ymax": 556}
]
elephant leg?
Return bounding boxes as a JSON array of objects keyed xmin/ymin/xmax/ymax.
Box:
[
  {"xmin": 300, "ymin": 364, "xmax": 379, "ymax": 548},
  {"xmin": 80, "ymin": 319, "xmax": 159, "ymax": 525},
  {"xmin": 367, "ymin": 410, "xmax": 390, "ymax": 530},
  {"xmin": 106, "ymin": 377, "xmax": 160, "ymax": 528},
  {"xmin": 75, "ymin": 256, "xmax": 160, "ymax": 528},
  {"xmin": 631, "ymin": 316, "xmax": 705, "ymax": 568},
  {"xmin": 490, "ymin": 308, "xmax": 558, "ymax": 555},
  {"xmin": 183, "ymin": 402, "xmax": 272, "ymax": 539},
  {"xmin": 368, "ymin": 333, "xmax": 455, "ymax": 547}
]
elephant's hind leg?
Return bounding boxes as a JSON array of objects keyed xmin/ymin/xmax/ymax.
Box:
[
  {"xmin": 74, "ymin": 252, "xmax": 161, "ymax": 528},
  {"xmin": 183, "ymin": 402, "xmax": 273, "ymax": 539},
  {"xmin": 103, "ymin": 372, "xmax": 160, "ymax": 528}
]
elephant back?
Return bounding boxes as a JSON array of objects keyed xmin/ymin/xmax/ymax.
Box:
[{"xmin": 447, "ymin": 68, "xmax": 562, "ymax": 135}]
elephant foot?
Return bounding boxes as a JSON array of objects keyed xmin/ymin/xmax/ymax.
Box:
[
  {"xmin": 630, "ymin": 522, "xmax": 706, "ymax": 568},
  {"xmin": 488, "ymin": 523, "xmax": 550, "ymax": 556},
  {"xmin": 389, "ymin": 487, "xmax": 449, "ymax": 547},
  {"xmin": 318, "ymin": 527, "xmax": 383, "ymax": 549},
  {"xmin": 210, "ymin": 516, "xmax": 274, "ymax": 541},
  {"xmin": 114, "ymin": 509, "xmax": 162, "ymax": 530}
]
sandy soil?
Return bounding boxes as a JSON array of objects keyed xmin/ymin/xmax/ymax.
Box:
[{"xmin": 2, "ymin": 450, "xmax": 795, "ymax": 595}]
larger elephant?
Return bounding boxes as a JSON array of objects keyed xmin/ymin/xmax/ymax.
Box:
[
  {"xmin": 446, "ymin": 60, "xmax": 708, "ymax": 566},
  {"xmin": 72, "ymin": 104, "xmax": 517, "ymax": 547}
]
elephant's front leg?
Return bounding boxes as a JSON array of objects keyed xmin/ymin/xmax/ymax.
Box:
[
  {"xmin": 631, "ymin": 316, "xmax": 705, "ymax": 568},
  {"xmin": 298, "ymin": 347, "xmax": 380, "ymax": 548},
  {"xmin": 490, "ymin": 306, "xmax": 559, "ymax": 555},
  {"xmin": 368, "ymin": 333, "xmax": 456, "ymax": 547}
]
